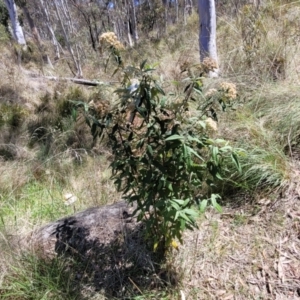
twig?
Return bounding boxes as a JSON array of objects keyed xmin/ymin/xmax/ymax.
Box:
[
  {"xmin": 288, "ymin": 128, "xmax": 293, "ymax": 159},
  {"xmin": 128, "ymin": 277, "xmax": 143, "ymax": 294}
]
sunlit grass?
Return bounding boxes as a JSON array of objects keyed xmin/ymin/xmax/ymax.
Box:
[{"xmin": 0, "ymin": 181, "xmax": 72, "ymax": 232}]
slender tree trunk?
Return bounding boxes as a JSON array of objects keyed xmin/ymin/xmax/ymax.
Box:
[
  {"xmin": 162, "ymin": 0, "xmax": 168, "ymax": 33},
  {"xmin": 187, "ymin": 0, "xmax": 193, "ymax": 15},
  {"xmin": 20, "ymin": 5, "xmax": 40, "ymax": 43},
  {"xmin": 130, "ymin": 0, "xmax": 138, "ymax": 43},
  {"xmin": 39, "ymin": 0, "xmax": 61, "ymax": 59},
  {"xmin": 4, "ymin": 0, "xmax": 26, "ymax": 46},
  {"xmin": 127, "ymin": 20, "xmax": 133, "ymax": 47},
  {"xmin": 198, "ymin": 0, "xmax": 218, "ymax": 77},
  {"xmin": 16, "ymin": 0, "xmax": 54, "ymax": 68},
  {"xmin": 175, "ymin": 0, "xmax": 179, "ymax": 23},
  {"xmin": 53, "ymin": 0, "xmax": 83, "ymax": 77}
]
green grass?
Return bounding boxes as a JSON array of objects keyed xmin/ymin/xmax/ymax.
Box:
[
  {"xmin": 0, "ymin": 181, "xmax": 73, "ymax": 232},
  {"xmin": 0, "ymin": 255, "xmax": 80, "ymax": 300}
]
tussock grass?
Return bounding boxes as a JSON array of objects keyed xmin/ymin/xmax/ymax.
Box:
[
  {"xmin": 219, "ymin": 109, "xmax": 292, "ymax": 194},
  {"xmin": 0, "ymin": 254, "xmax": 80, "ymax": 300},
  {"xmin": 249, "ymin": 84, "xmax": 300, "ymax": 154}
]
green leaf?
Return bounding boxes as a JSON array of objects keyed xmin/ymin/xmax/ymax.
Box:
[
  {"xmin": 216, "ymin": 172, "xmax": 223, "ymax": 180},
  {"xmin": 231, "ymin": 152, "xmax": 242, "ymax": 172},
  {"xmin": 111, "ymin": 67, "xmax": 120, "ymax": 77},
  {"xmin": 165, "ymin": 134, "xmax": 184, "ymax": 142},
  {"xmin": 211, "ymin": 194, "xmax": 222, "ymax": 213},
  {"xmin": 147, "ymin": 145, "xmax": 153, "ymax": 157},
  {"xmin": 187, "ymin": 136, "xmax": 204, "ymax": 145},
  {"xmin": 212, "ymin": 146, "xmax": 219, "ymax": 162},
  {"xmin": 160, "ymin": 96, "xmax": 167, "ymax": 107},
  {"xmin": 170, "ymin": 200, "xmax": 180, "ymax": 210},
  {"xmin": 137, "ymin": 138, "xmax": 144, "ymax": 149},
  {"xmin": 144, "ymin": 68, "xmax": 156, "ymax": 72},
  {"xmin": 166, "ymin": 181, "xmax": 173, "ymax": 191},
  {"xmin": 137, "ymin": 106, "xmax": 147, "ymax": 118},
  {"xmin": 154, "ymin": 83, "xmax": 165, "ymax": 95},
  {"xmin": 200, "ymin": 199, "xmax": 208, "ymax": 212},
  {"xmin": 171, "ymin": 199, "xmax": 185, "ymax": 205},
  {"xmin": 189, "ymin": 147, "xmax": 204, "ymax": 161},
  {"xmin": 179, "ymin": 212, "xmax": 191, "ymax": 222},
  {"xmin": 193, "ymin": 87, "xmax": 203, "ymax": 95},
  {"xmin": 71, "ymin": 108, "xmax": 77, "ymax": 121},
  {"xmin": 140, "ymin": 59, "xmax": 147, "ymax": 70},
  {"xmin": 184, "ymin": 208, "xmax": 198, "ymax": 218}
]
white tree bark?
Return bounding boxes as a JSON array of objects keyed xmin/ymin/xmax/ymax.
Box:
[
  {"xmin": 4, "ymin": 0, "xmax": 26, "ymax": 45},
  {"xmin": 198, "ymin": 0, "xmax": 218, "ymax": 77},
  {"xmin": 184, "ymin": 0, "xmax": 193, "ymax": 25},
  {"xmin": 53, "ymin": 0, "xmax": 83, "ymax": 78},
  {"xmin": 130, "ymin": 0, "xmax": 138, "ymax": 43},
  {"xmin": 38, "ymin": 0, "xmax": 61, "ymax": 60}
]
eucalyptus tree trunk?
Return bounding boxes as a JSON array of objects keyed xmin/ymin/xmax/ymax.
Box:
[
  {"xmin": 38, "ymin": 0, "xmax": 61, "ymax": 60},
  {"xmin": 15, "ymin": 0, "xmax": 41, "ymax": 44},
  {"xmin": 162, "ymin": 0, "xmax": 168, "ymax": 33},
  {"xmin": 130, "ymin": 0, "xmax": 138, "ymax": 43},
  {"xmin": 53, "ymin": 0, "xmax": 83, "ymax": 77},
  {"xmin": 174, "ymin": 0, "xmax": 178, "ymax": 23},
  {"xmin": 15, "ymin": 0, "xmax": 53, "ymax": 67},
  {"xmin": 198, "ymin": 0, "xmax": 218, "ymax": 77},
  {"xmin": 4, "ymin": 0, "xmax": 26, "ymax": 45},
  {"xmin": 186, "ymin": 0, "xmax": 193, "ymax": 15},
  {"xmin": 184, "ymin": 0, "xmax": 193, "ymax": 25}
]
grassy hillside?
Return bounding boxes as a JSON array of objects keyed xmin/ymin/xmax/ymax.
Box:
[{"xmin": 1, "ymin": 1, "xmax": 300, "ymax": 299}]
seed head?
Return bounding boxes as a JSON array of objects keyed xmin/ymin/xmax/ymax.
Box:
[
  {"xmin": 202, "ymin": 57, "xmax": 218, "ymax": 73},
  {"xmin": 205, "ymin": 88, "xmax": 218, "ymax": 98},
  {"xmin": 205, "ymin": 117, "xmax": 218, "ymax": 132},
  {"xmin": 219, "ymin": 82, "xmax": 237, "ymax": 100},
  {"xmin": 99, "ymin": 32, "xmax": 125, "ymax": 51}
]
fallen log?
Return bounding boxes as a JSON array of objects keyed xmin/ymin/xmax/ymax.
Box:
[{"xmin": 28, "ymin": 72, "xmax": 119, "ymax": 86}]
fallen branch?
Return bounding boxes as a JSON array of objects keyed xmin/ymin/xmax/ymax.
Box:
[{"xmin": 28, "ymin": 73, "xmax": 119, "ymax": 86}]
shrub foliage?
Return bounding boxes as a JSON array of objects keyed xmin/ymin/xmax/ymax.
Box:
[{"xmin": 75, "ymin": 60, "xmax": 241, "ymax": 252}]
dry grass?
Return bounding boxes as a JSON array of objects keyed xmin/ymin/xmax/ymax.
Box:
[{"xmin": 176, "ymin": 185, "xmax": 300, "ymax": 299}]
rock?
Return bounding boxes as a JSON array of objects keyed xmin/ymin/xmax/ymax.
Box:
[
  {"xmin": 25, "ymin": 201, "xmax": 137, "ymax": 258},
  {"xmin": 16, "ymin": 201, "xmax": 174, "ymax": 298}
]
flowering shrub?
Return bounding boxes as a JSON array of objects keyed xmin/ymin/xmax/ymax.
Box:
[
  {"xmin": 98, "ymin": 32, "xmax": 125, "ymax": 52},
  {"xmin": 74, "ymin": 60, "xmax": 241, "ymax": 253},
  {"xmin": 98, "ymin": 32, "xmax": 125, "ymax": 69}
]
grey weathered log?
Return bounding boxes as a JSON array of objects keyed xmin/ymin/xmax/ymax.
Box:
[{"xmin": 28, "ymin": 73, "xmax": 119, "ymax": 86}]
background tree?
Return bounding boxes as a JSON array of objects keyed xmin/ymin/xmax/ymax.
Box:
[
  {"xmin": 198, "ymin": 0, "xmax": 218, "ymax": 77},
  {"xmin": 4, "ymin": 0, "xmax": 26, "ymax": 45},
  {"xmin": 53, "ymin": 0, "xmax": 83, "ymax": 77},
  {"xmin": 0, "ymin": 0, "xmax": 9, "ymax": 29}
]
